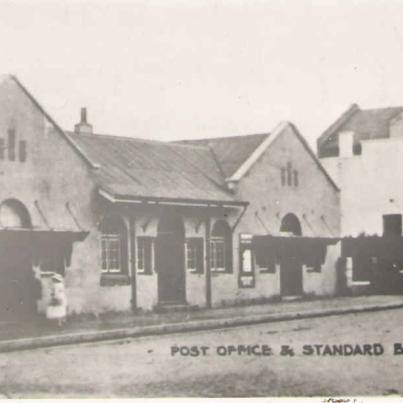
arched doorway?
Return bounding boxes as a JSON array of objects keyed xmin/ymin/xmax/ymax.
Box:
[
  {"xmin": 155, "ymin": 212, "xmax": 186, "ymax": 305},
  {"xmin": 279, "ymin": 213, "xmax": 303, "ymax": 297},
  {"xmin": 0, "ymin": 199, "xmax": 39, "ymax": 320},
  {"xmin": 0, "ymin": 199, "xmax": 32, "ymax": 228},
  {"xmin": 280, "ymin": 213, "xmax": 302, "ymax": 236}
]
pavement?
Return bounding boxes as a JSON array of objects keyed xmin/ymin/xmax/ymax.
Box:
[{"xmin": 0, "ymin": 294, "xmax": 402, "ymax": 353}]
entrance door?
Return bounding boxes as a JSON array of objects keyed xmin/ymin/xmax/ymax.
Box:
[
  {"xmin": 280, "ymin": 256, "xmax": 303, "ymax": 297},
  {"xmin": 156, "ymin": 214, "xmax": 186, "ymax": 305},
  {"xmin": 0, "ymin": 236, "xmax": 37, "ymax": 321}
]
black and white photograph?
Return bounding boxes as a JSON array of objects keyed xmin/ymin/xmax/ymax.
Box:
[{"xmin": 0, "ymin": 0, "xmax": 403, "ymax": 400}]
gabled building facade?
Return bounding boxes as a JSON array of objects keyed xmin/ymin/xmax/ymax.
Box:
[
  {"xmin": 0, "ymin": 75, "xmax": 341, "ymax": 318},
  {"xmin": 318, "ymin": 104, "xmax": 403, "ymax": 292},
  {"xmin": 318, "ymin": 103, "xmax": 403, "ymax": 237}
]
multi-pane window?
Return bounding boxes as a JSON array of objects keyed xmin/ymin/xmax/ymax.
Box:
[
  {"xmin": 101, "ymin": 234, "xmax": 122, "ymax": 273},
  {"xmin": 99, "ymin": 215, "xmax": 128, "ymax": 276},
  {"xmin": 186, "ymin": 243, "xmax": 197, "ymax": 270},
  {"xmin": 1, "ymin": 129, "xmax": 28, "ymax": 162},
  {"xmin": 281, "ymin": 162, "xmax": 299, "ymax": 187},
  {"xmin": 137, "ymin": 237, "xmax": 153, "ymax": 274},
  {"xmin": 185, "ymin": 238, "xmax": 204, "ymax": 273},
  {"xmin": 210, "ymin": 237, "xmax": 226, "ymax": 271},
  {"xmin": 210, "ymin": 221, "xmax": 232, "ymax": 273}
]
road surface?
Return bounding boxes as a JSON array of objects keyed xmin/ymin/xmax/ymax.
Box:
[{"xmin": 0, "ymin": 309, "xmax": 403, "ymax": 397}]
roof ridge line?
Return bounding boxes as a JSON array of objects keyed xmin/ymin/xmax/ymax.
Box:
[
  {"xmin": 317, "ymin": 103, "xmax": 360, "ymax": 149},
  {"xmin": 175, "ymin": 132, "xmax": 270, "ymax": 143},
  {"xmin": 360, "ymin": 105, "xmax": 403, "ymax": 112},
  {"xmin": 67, "ymin": 130, "xmax": 212, "ymax": 151}
]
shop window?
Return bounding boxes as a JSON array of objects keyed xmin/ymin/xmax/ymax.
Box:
[
  {"xmin": 210, "ymin": 221, "xmax": 232, "ymax": 273},
  {"xmin": 8, "ymin": 129, "xmax": 15, "ymax": 161},
  {"xmin": 99, "ymin": 215, "xmax": 128, "ymax": 276},
  {"xmin": 185, "ymin": 238, "xmax": 204, "ymax": 273},
  {"xmin": 137, "ymin": 236, "xmax": 154, "ymax": 274}
]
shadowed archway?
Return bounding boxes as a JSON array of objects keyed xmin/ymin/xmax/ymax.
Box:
[
  {"xmin": 156, "ymin": 212, "xmax": 186, "ymax": 305},
  {"xmin": 280, "ymin": 213, "xmax": 302, "ymax": 236}
]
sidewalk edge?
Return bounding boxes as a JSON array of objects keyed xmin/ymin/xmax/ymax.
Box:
[{"xmin": 1, "ymin": 302, "xmax": 403, "ymax": 353}]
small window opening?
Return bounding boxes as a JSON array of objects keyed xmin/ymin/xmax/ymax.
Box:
[{"xmin": 8, "ymin": 129, "xmax": 15, "ymax": 161}]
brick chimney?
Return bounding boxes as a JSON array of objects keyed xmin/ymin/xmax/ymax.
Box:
[{"xmin": 74, "ymin": 107, "xmax": 93, "ymax": 134}]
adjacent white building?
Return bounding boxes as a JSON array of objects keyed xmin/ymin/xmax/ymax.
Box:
[{"xmin": 318, "ymin": 103, "xmax": 403, "ymax": 238}]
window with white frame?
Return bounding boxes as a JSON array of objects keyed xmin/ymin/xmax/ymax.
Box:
[
  {"xmin": 210, "ymin": 221, "xmax": 232, "ymax": 272},
  {"xmin": 137, "ymin": 237, "xmax": 153, "ymax": 274},
  {"xmin": 185, "ymin": 238, "xmax": 204, "ymax": 273},
  {"xmin": 210, "ymin": 237, "xmax": 226, "ymax": 271},
  {"xmin": 101, "ymin": 234, "xmax": 122, "ymax": 273},
  {"xmin": 99, "ymin": 215, "xmax": 128, "ymax": 275}
]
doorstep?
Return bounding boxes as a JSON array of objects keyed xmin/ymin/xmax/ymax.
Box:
[{"xmin": 153, "ymin": 303, "xmax": 200, "ymax": 313}]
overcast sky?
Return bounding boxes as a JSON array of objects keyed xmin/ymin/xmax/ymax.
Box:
[{"xmin": 2, "ymin": 0, "xmax": 403, "ymax": 148}]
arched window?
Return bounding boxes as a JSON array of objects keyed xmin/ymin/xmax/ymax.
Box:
[
  {"xmin": 280, "ymin": 213, "xmax": 302, "ymax": 236},
  {"xmin": 210, "ymin": 220, "xmax": 232, "ymax": 272},
  {"xmin": 0, "ymin": 199, "xmax": 31, "ymax": 228},
  {"xmin": 99, "ymin": 215, "xmax": 128, "ymax": 275}
]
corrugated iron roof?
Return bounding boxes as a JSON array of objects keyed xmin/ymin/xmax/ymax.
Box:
[
  {"xmin": 176, "ymin": 133, "xmax": 270, "ymax": 177},
  {"xmin": 318, "ymin": 105, "xmax": 403, "ymax": 157},
  {"xmin": 67, "ymin": 132, "xmax": 241, "ymax": 203}
]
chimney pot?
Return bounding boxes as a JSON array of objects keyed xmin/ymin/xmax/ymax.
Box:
[
  {"xmin": 74, "ymin": 107, "xmax": 93, "ymax": 134},
  {"xmin": 81, "ymin": 107, "xmax": 87, "ymax": 124},
  {"xmin": 338, "ymin": 130, "xmax": 354, "ymax": 157}
]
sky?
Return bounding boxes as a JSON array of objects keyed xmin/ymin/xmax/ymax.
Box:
[{"xmin": 2, "ymin": 0, "xmax": 403, "ymax": 148}]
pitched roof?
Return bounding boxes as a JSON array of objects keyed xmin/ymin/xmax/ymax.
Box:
[
  {"xmin": 318, "ymin": 104, "xmax": 403, "ymax": 157},
  {"xmin": 176, "ymin": 133, "xmax": 269, "ymax": 178},
  {"xmin": 2, "ymin": 75, "xmax": 98, "ymax": 169},
  {"xmin": 67, "ymin": 132, "xmax": 244, "ymax": 205}
]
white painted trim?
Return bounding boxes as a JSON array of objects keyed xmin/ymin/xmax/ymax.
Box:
[
  {"xmin": 227, "ymin": 121, "xmax": 290, "ymax": 182},
  {"xmin": 98, "ymin": 188, "xmax": 117, "ymax": 203},
  {"xmin": 98, "ymin": 188, "xmax": 246, "ymax": 208}
]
